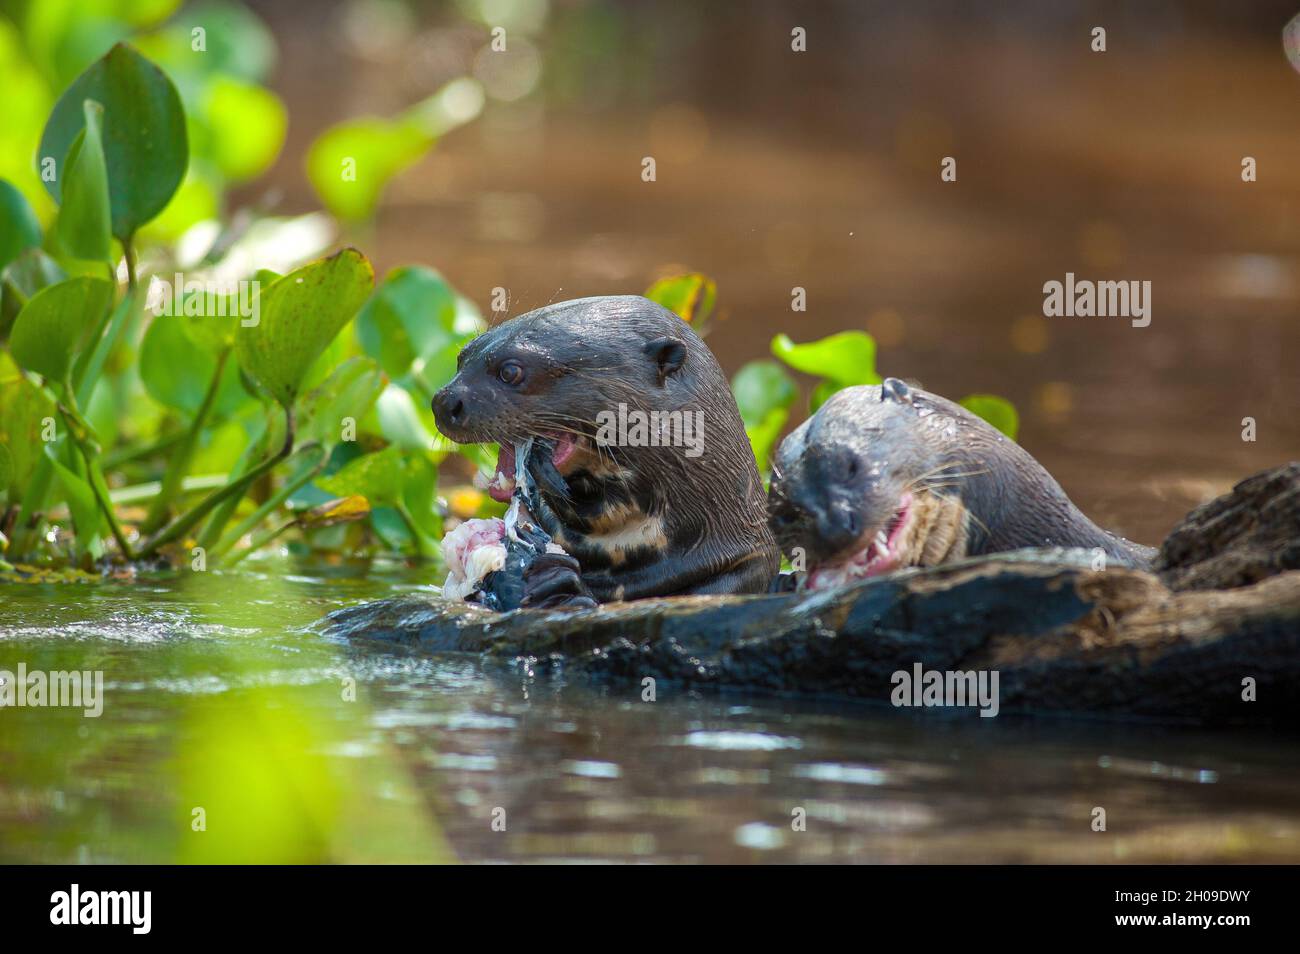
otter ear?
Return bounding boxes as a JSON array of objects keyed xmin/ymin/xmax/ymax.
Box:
[
  {"xmin": 881, "ymin": 377, "xmax": 912, "ymax": 405},
  {"xmin": 644, "ymin": 337, "xmax": 686, "ymax": 385}
]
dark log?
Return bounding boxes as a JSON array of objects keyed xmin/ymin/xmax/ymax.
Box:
[
  {"xmin": 321, "ymin": 464, "xmax": 1300, "ymax": 725},
  {"xmin": 1157, "ymin": 461, "xmax": 1300, "ymax": 591}
]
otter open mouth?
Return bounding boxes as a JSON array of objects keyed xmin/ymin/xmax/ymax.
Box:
[
  {"xmin": 807, "ymin": 492, "xmax": 915, "ymax": 588},
  {"xmin": 487, "ymin": 432, "xmax": 579, "ymax": 502},
  {"xmin": 804, "ymin": 488, "xmax": 972, "ymax": 591}
]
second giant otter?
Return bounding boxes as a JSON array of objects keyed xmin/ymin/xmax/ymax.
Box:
[
  {"xmin": 768, "ymin": 379, "xmax": 1155, "ymax": 589},
  {"xmin": 432, "ymin": 295, "xmax": 779, "ymax": 606}
]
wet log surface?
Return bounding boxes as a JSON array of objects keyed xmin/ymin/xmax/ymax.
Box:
[{"xmin": 322, "ymin": 465, "xmax": 1300, "ymax": 725}]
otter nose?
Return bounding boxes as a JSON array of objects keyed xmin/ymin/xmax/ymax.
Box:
[
  {"xmin": 816, "ymin": 501, "xmax": 860, "ymax": 554},
  {"xmin": 432, "ymin": 384, "xmax": 467, "ymax": 429}
]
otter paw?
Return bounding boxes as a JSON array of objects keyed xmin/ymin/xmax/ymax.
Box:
[{"xmin": 520, "ymin": 552, "xmax": 596, "ymax": 610}]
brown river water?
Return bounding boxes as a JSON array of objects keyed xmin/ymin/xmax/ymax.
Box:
[{"xmin": 2, "ymin": 558, "xmax": 1298, "ymax": 863}]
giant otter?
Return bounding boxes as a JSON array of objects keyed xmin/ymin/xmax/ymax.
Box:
[
  {"xmin": 432, "ymin": 295, "xmax": 779, "ymax": 606},
  {"xmin": 768, "ymin": 378, "xmax": 1155, "ymax": 589}
]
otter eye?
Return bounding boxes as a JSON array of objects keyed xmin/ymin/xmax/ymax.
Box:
[{"xmin": 498, "ymin": 360, "xmax": 525, "ymax": 386}]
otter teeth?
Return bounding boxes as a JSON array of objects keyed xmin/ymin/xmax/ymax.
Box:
[{"xmin": 874, "ymin": 530, "xmax": 889, "ymax": 556}]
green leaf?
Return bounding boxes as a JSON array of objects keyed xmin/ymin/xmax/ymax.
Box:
[
  {"xmin": 10, "ymin": 276, "xmax": 115, "ymax": 381},
  {"xmin": 200, "ymin": 75, "xmax": 286, "ymax": 182},
  {"xmin": 45, "ymin": 443, "xmax": 105, "ymax": 556},
  {"xmin": 355, "ymin": 265, "xmax": 467, "ymax": 391},
  {"xmin": 2, "ymin": 248, "xmax": 67, "ymax": 299},
  {"xmin": 0, "ymin": 442, "xmax": 12, "ymax": 493},
  {"xmin": 317, "ymin": 445, "xmax": 403, "ymax": 506},
  {"xmin": 139, "ymin": 315, "xmax": 245, "ymax": 418},
  {"xmin": 771, "ymin": 331, "xmax": 881, "ymax": 387},
  {"xmin": 645, "ymin": 273, "xmax": 716, "ymax": 326},
  {"xmin": 960, "ymin": 394, "xmax": 1020, "ymax": 441},
  {"xmin": 39, "ymin": 42, "xmax": 188, "ymax": 240},
  {"xmin": 235, "ymin": 248, "xmax": 375, "ymax": 408},
  {"xmin": 305, "ymin": 117, "xmax": 431, "ymax": 223},
  {"xmin": 305, "ymin": 79, "xmax": 483, "ymax": 223},
  {"xmin": 297, "ymin": 356, "xmax": 387, "ymax": 447},
  {"xmin": 732, "ymin": 360, "xmax": 797, "ymax": 472},
  {"xmin": 0, "ymin": 179, "xmax": 42, "ymax": 271},
  {"xmin": 1, "ymin": 249, "xmax": 66, "ymax": 338},
  {"xmin": 134, "ymin": 0, "xmax": 277, "ymax": 84},
  {"xmin": 732, "ymin": 360, "xmax": 797, "ymax": 429},
  {"xmin": 375, "ymin": 383, "xmax": 437, "ymax": 451},
  {"xmin": 0, "ymin": 374, "xmax": 56, "ymax": 498},
  {"xmin": 53, "ymin": 100, "xmax": 112, "ymax": 262},
  {"xmin": 401, "ymin": 452, "xmax": 441, "ymax": 541}
]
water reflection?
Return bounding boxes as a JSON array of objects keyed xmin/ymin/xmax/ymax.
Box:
[{"xmin": 2, "ymin": 557, "xmax": 1298, "ymax": 863}]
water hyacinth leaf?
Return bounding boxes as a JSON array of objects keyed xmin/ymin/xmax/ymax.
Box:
[
  {"xmin": 2, "ymin": 248, "xmax": 68, "ymax": 338},
  {"xmin": 148, "ymin": 275, "xmax": 255, "ymax": 351},
  {"xmin": 120, "ymin": 0, "xmax": 183, "ymax": 28},
  {"xmin": 21, "ymin": 2, "xmax": 131, "ymax": 89},
  {"xmin": 135, "ymin": 0, "xmax": 277, "ymax": 83},
  {"xmin": 645, "ymin": 273, "xmax": 716, "ymax": 326},
  {"xmin": 375, "ymin": 383, "xmax": 437, "ymax": 451},
  {"xmin": 732, "ymin": 360, "xmax": 797, "ymax": 471},
  {"xmin": 772, "ymin": 331, "xmax": 881, "ymax": 386},
  {"xmin": 306, "ymin": 116, "xmax": 431, "ymax": 222},
  {"xmin": 733, "ymin": 360, "xmax": 797, "ymax": 429},
  {"xmin": 235, "ymin": 248, "xmax": 374, "ymax": 408},
  {"xmin": 402, "ymin": 452, "xmax": 441, "ymax": 541},
  {"xmin": 0, "ymin": 179, "xmax": 42, "ymax": 271},
  {"xmin": 200, "ymin": 75, "xmax": 287, "ymax": 182},
  {"xmin": 53, "ymin": 100, "xmax": 112, "ymax": 262},
  {"xmin": 44, "ymin": 444, "xmax": 105, "ymax": 555},
  {"xmin": 10, "ymin": 276, "xmax": 115, "ymax": 381},
  {"xmin": 317, "ymin": 445, "xmax": 404, "ymax": 507},
  {"xmin": 72, "ymin": 281, "xmax": 146, "ymax": 408},
  {"xmin": 39, "ymin": 43, "xmax": 188, "ymax": 239},
  {"xmin": 355, "ymin": 266, "xmax": 460, "ymax": 385},
  {"xmin": 960, "ymin": 393, "xmax": 1020, "ymax": 441},
  {"xmin": 140, "ymin": 315, "xmax": 246, "ymax": 418},
  {"xmin": 0, "ymin": 375, "xmax": 56, "ymax": 497},
  {"xmin": 174, "ymin": 286, "xmax": 249, "ymax": 352},
  {"xmin": 3, "ymin": 248, "xmax": 67, "ymax": 300},
  {"xmin": 297, "ymin": 356, "xmax": 387, "ymax": 447},
  {"xmin": 304, "ymin": 77, "xmax": 483, "ymax": 223}
]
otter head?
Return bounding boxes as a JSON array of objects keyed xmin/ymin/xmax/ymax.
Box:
[
  {"xmin": 768, "ymin": 378, "xmax": 977, "ymax": 588},
  {"xmin": 432, "ymin": 295, "xmax": 708, "ymax": 505}
]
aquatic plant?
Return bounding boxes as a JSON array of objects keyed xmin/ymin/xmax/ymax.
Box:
[{"xmin": 0, "ymin": 13, "xmax": 484, "ymax": 571}]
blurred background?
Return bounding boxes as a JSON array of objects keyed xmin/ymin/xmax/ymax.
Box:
[{"xmin": 252, "ymin": 0, "xmax": 1300, "ymax": 544}]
